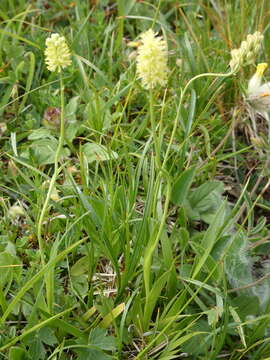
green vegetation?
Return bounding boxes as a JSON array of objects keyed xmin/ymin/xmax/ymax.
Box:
[{"xmin": 0, "ymin": 0, "xmax": 270, "ymax": 359}]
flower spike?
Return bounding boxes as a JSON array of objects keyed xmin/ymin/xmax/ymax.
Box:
[
  {"xmin": 136, "ymin": 29, "xmax": 169, "ymax": 89},
  {"xmin": 45, "ymin": 33, "xmax": 71, "ymax": 72}
]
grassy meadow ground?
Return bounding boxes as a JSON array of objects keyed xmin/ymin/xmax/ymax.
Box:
[{"xmin": 1, "ymin": 0, "xmax": 270, "ymax": 359}]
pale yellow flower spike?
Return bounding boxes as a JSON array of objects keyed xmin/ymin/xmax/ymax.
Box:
[
  {"xmin": 229, "ymin": 31, "xmax": 264, "ymax": 73},
  {"xmin": 45, "ymin": 33, "xmax": 71, "ymax": 72},
  {"xmin": 136, "ymin": 28, "xmax": 168, "ymax": 89}
]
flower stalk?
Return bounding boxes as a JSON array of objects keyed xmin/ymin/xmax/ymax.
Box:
[
  {"xmin": 37, "ymin": 34, "xmax": 71, "ymax": 312},
  {"xmin": 37, "ymin": 74, "xmax": 65, "ymax": 266}
]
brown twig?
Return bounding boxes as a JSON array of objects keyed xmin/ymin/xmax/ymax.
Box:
[
  {"xmin": 248, "ymin": 232, "xmax": 270, "ymax": 249},
  {"xmin": 228, "ymin": 272, "xmax": 270, "ymax": 293}
]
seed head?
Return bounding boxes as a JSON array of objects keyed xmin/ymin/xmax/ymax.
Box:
[
  {"xmin": 229, "ymin": 31, "xmax": 264, "ymax": 73},
  {"xmin": 136, "ymin": 29, "xmax": 168, "ymax": 89},
  {"xmin": 45, "ymin": 33, "xmax": 71, "ymax": 72}
]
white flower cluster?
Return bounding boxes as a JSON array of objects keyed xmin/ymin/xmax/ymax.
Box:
[{"xmin": 229, "ymin": 31, "xmax": 264, "ymax": 73}]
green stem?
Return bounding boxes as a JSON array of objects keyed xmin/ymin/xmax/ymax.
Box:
[
  {"xmin": 116, "ymin": 0, "xmax": 125, "ymax": 51},
  {"xmin": 36, "ymin": 72, "xmax": 65, "ymax": 308},
  {"xmin": 149, "ymin": 89, "xmax": 161, "ymax": 168}
]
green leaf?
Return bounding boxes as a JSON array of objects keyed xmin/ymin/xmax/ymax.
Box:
[
  {"xmin": 71, "ymin": 256, "xmax": 89, "ymax": 276},
  {"xmin": 75, "ymin": 328, "xmax": 115, "ymax": 360},
  {"xmin": 224, "ymin": 231, "xmax": 254, "ymax": 289},
  {"xmin": 9, "ymin": 347, "xmax": 29, "ymax": 360},
  {"xmin": 83, "ymin": 143, "xmax": 118, "ymax": 163},
  {"xmin": 181, "ymin": 89, "xmax": 196, "ymax": 134},
  {"xmin": 144, "ymin": 270, "xmax": 170, "ymax": 328},
  {"xmin": 65, "ymin": 96, "xmax": 80, "ymax": 122},
  {"xmin": 65, "ymin": 122, "xmax": 81, "ymax": 142},
  {"xmin": 76, "ymin": 349, "xmax": 112, "ymax": 360},
  {"xmin": 185, "ymin": 181, "xmax": 227, "ymax": 224},
  {"xmin": 88, "ymin": 328, "xmax": 116, "ymax": 351},
  {"xmin": 171, "ymin": 166, "xmax": 196, "ymax": 206},
  {"xmin": 39, "ymin": 308, "xmax": 86, "ymax": 339},
  {"xmin": 189, "ymin": 181, "xmax": 224, "ymax": 208},
  {"xmin": 206, "ymin": 304, "xmax": 223, "ymax": 327},
  {"xmin": 99, "ymin": 303, "xmax": 125, "ymax": 328},
  {"xmin": 182, "ymin": 320, "xmax": 212, "ymax": 356},
  {"xmin": 206, "ymin": 308, "xmax": 217, "ymax": 327},
  {"xmin": 71, "ymin": 274, "xmax": 89, "ymax": 298},
  {"xmin": 28, "ymin": 128, "xmax": 53, "ymax": 140},
  {"xmin": 0, "ymin": 252, "xmax": 21, "ymax": 287},
  {"xmin": 38, "ymin": 327, "xmax": 58, "ymax": 346},
  {"xmin": 231, "ymin": 295, "xmax": 259, "ymax": 319},
  {"xmin": 21, "ymin": 138, "xmax": 70, "ymax": 165},
  {"xmin": 229, "ymin": 306, "xmax": 247, "ymax": 348},
  {"xmin": 192, "ymin": 201, "xmax": 226, "ymax": 279},
  {"xmin": 224, "ymin": 231, "xmax": 270, "ymax": 307},
  {"xmin": 25, "ymin": 335, "xmax": 46, "ymax": 360}
]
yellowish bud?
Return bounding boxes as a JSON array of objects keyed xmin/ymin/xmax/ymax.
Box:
[
  {"xmin": 128, "ymin": 50, "xmax": 137, "ymax": 61},
  {"xmin": 250, "ymin": 136, "xmax": 266, "ymax": 148},
  {"xmin": 42, "ymin": 180, "xmax": 60, "ymax": 202},
  {"xmin": 8, "ymin": 160, "xmax": 17, "ymax": 177},
  {"xmin": 240, "ymin": 40, "xmax": 248, "ymax": 52},
  {"xmin": 8, "ymin": 204, "xmax": 25, "ymax": 219},
  {"xmin": 50, "ymin": 187, "xmax": 60, "ymax": 202},
  {"xmin": 0, "ymin": 123, "xmax": 7, "ymax": 137},
  {"xmin": 245, "ymin": 51, "xmax": 254, "ymax": 64},
  {"xmin": 127, "ymin": 41, "xmax": 141, "ymax": 48},
  {"xmin": 176, "ymin": 58, "xmax": 182, "ymax": 67}
]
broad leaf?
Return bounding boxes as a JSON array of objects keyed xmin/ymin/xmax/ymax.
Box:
[
  {"xmin": 21, "ymin": 138, "xmax": 70, "ymax": 165},
  {"xmin": 83, "ymin": 143, "xmax": 118, "ymax": 163},
  {"xmin": 171, "ymin": 167, "xmax": 196, "ymax": 206}
]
